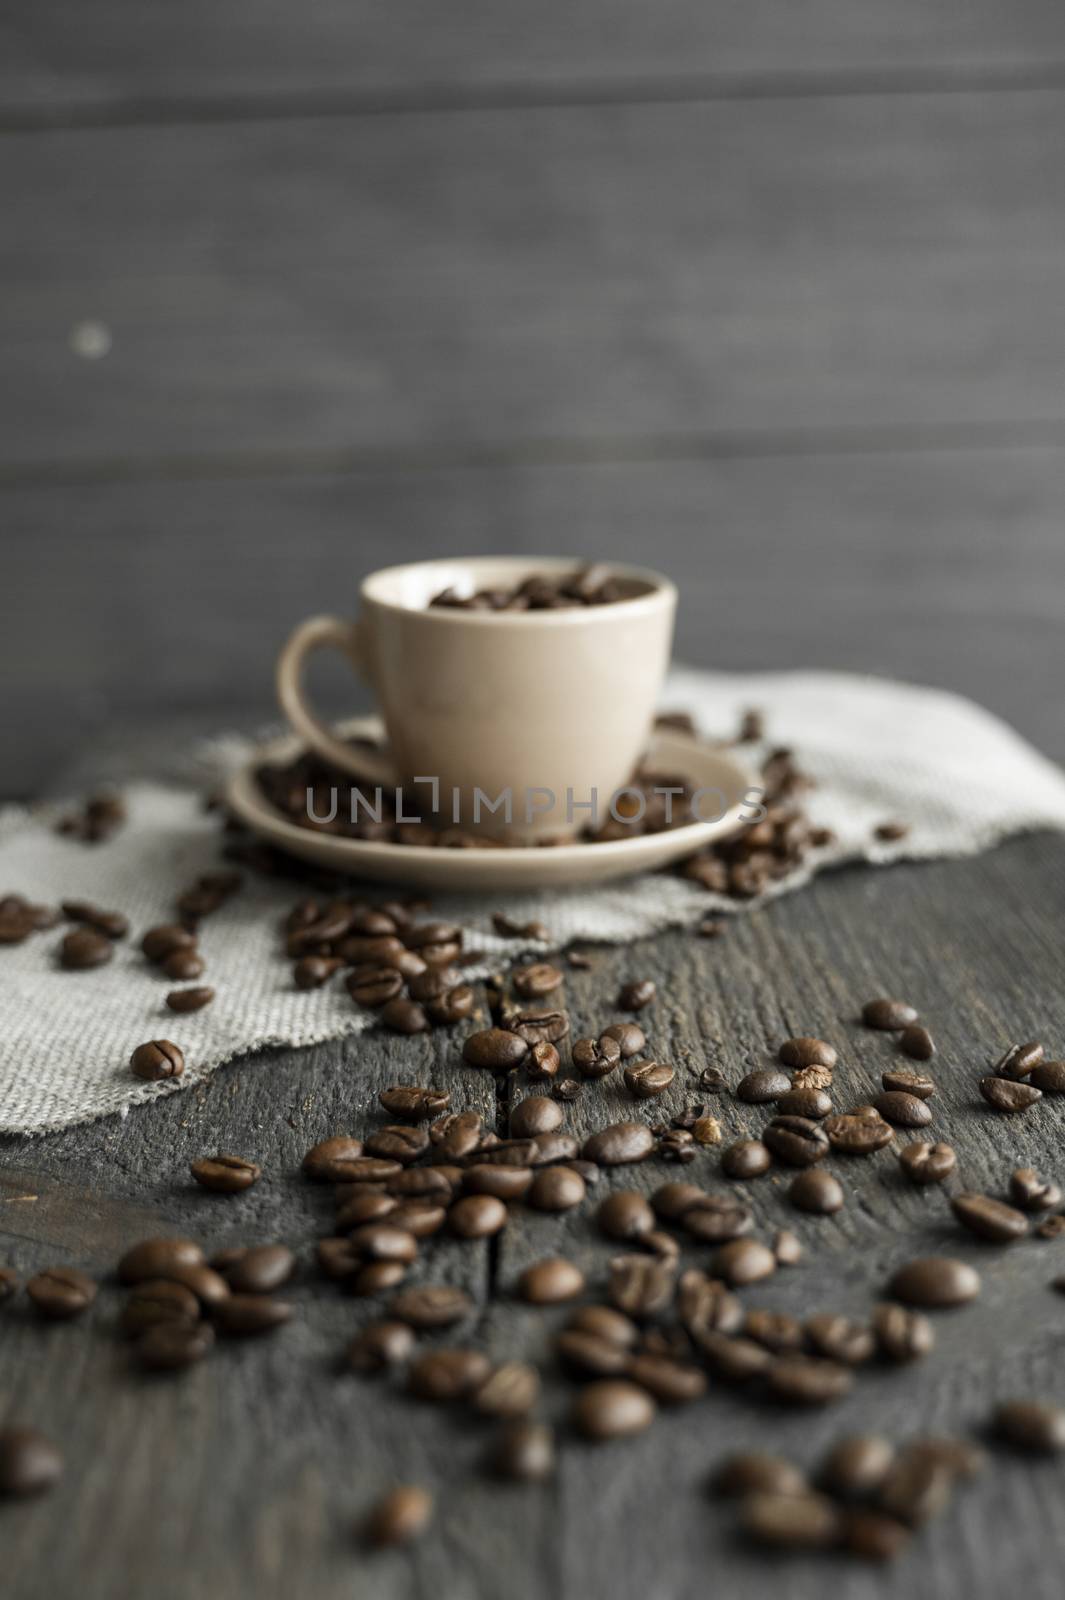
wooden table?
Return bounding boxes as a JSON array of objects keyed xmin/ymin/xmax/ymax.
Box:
[{"xmin": 4, "ymin": 817, "xmax": 1065, "ymax": 1600}]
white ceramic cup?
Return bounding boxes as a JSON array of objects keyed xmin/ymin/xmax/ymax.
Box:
[{"xmin": 276, "ymin": 556, "xmax": 677, "ymax": 841}]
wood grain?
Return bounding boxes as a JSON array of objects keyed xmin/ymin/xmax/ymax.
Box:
[
  {"xmin": 4, "ymin": 833, "xmax": 1065, "ymax": 1598},
  {"xmin": 4, "ymin": 93, "xmax": 1065, "ymax": 473},
  {"xmin": 4, "ymin": 1, "xmax": 1065, "ymax": 123}
]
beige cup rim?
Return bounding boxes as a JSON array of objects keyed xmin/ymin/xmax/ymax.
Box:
[{"xmin": 359, "ymin": 556, "xmax": 677, "ymax": 623}]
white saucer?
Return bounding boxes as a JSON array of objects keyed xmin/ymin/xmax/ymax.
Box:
[{"xmin": 225, "ymin": 718, "xmax": 755, "ymax": 892}]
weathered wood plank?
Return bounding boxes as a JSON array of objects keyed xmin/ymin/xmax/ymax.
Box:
[
  {"xmin": 4, "ymin": 443, "xmax": 1065, "ymax": 798},
  {"xmin": 5, "ymin": 832, "xmax": 1065, "ymax": 1598},
  {"xmin": 4, "ymin": 1, "xmax": 1065, "ymax": 121},
  {"xmin": 3, "ymin": 93, "xmax": 1065, "ymax": 472}
]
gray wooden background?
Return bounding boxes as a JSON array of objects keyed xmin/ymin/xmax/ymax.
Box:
[{"xmin": 3, "ymin": 2, "xmax": 1065, "ymax": 796}]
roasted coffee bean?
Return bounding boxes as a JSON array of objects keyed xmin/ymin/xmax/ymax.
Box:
[
  {"xmin": 472, "ymin": 1137, "xmax": 538, "ymax": 1167},
  {"xmin": 900, "ymin": 1024, "xmax": 936, "ymax": 1061},
  {"xmin": 993, "ymin": 1399, "xmax": 1065, "ymax": 1454},
  {"xmin": 428, "ymin": 1110, "xmax": 482, "ymax": 1160},
  {"xmin": 349, "ymin": 1261, "xmax": 408, "ymax": 1297},
  {"xmin": 624, "ymin": 1060, "xmax": 674, "ymax": 1099},
  {"xmin": 873, "ymin": 1091, "xmax": 932, "ymax": 1128},
  {"xmin": 821, "ymin": 1435, "xmax": 895, "ymax": 1498},
  {"xmin": 882, "ymin": 1069, "xmax": 935, "ymax": 1100},
  {"xmin": 682, "ymin": 1196, "xmax": 753, "ymax": 1244},
  {"xmin": 426, "ymin": 984, "xmax": 475, "ymax": 1025},
  {"xmin": 510, "ymin": 1009, "xmax": 570, "ymax": 1046},
  {"xmin": 408, "ymin": 1347, "xmax": 491, "ymax": 1402},
  {"xmin": 0, "ymin": 1428, "xmax": 63, "ymax": 1497},
  {"xmin": 608, "ymin": 1254, "xmax": 676, "ymax": 1318},
  {"xmin": 348, "ymin": 1223, "xmax": 419, "ymax": 1264},
  {"xmin": 141, "ymin": 924, "xmax": 196, "ymax": 963},
  {"xmin": 556, "ymin": 1329, "xmax": 629, "ymax": 1377},
  {"xmin": 378, "ymin": 1085, "xmax": 450, "ymax": 1123},
  {"xmin": 162, "ymin": 948, "xmax": 205, "ymax": 982},
  {"xmin": 59, "ymin": 926, "xmax": 114, "ymax": 969},
  {"xmin": 650, "ymin": 1181, "xmax": 704, "ymax": 1221},
  {"xmin": 518, "ymin": 1257, "xmax": 585, "ymax": 1305},
  {"xmin": 1029, "ymin": 1060, "xmax": 1065, "ymax": 1094},
  {"xmin": 1009, "ymin": 1167, "xmax": 1062, "ymax": 1212},
  {"xmin": 862, "ymin": 998, "xmax": 918, "ymax": 1030},
  {"xmin": 166, "ymin": 985, "xmax": 215, "ymax": 1013},
  {"xmin": 26, "ymin": 1266, "xmax": 97, "ymax": 1320},
  {"xmin": 335, "ymin": 1187, "xmax": 395, "ymax": 1227},
  {"xmin": 569, "ymin": 1304, "xmax": 639, "ymax": 1347},
  {"xmin": 448, "ymin": 1194, "xmax": 508, "ymax": 1240},
  {"xmin": 130, "ymin": 1039, "xmax": 185, "ymax": 1082},
  {"xmin": 190, "ymin": 1153, "xmax": 261, "ymax": 1193},
  {"xmin": 841, "ymin": 1508, "xmax": 911, "ymax": 1562},
  {"xmin": 737, "ymin": 1069, "xmax": 790, "ymax": 1104},
  {"xmin": 980, "ymin": 1076, "xmax": 1042, "ymax": 1112},
  {"xmin": 473, "ymin": 1361, "xmax": 540, "ymax": 1419},
  {"xmin": 120, "ymin": 1279, "xmax": 201, "ymax": 1337},
  {"xmin": 600, "ymin": 1022, "xmax": 647, "ymax": 1058},
  {"xmin": 212, "ymin": 1295, "xmax": 292, "ymax": 1337},
  {"xmin": 390, "ymin": 1284, "xmax": 473, "ymax": 1329},
  {"xmin": 877, "ymin": 1452, "xmax": 953, "ymax": 1525},
  {"xmin": 463, "ymin": 1165, "xmax": 532, "ymax": 1201},
  {"xmin": 486, "ymin": 1420, "xmax": 555, "ymax": 1482},
  {"xmin": 509, "ymin": 1095, "xmax": 563, "ymax": 1139},
  {"xmin": 763, "ymin": 1116, "xmax": 829, "ymax": 1167},
  {"xmin": 697, "ymin": 1330, "xmax": 773, "ymax": 1381},
  {"xmin": 162, "ymin": 1262, "xmax": 230, "ymax": 1305},
  {"xmin": 528, "ymin": 1166, "xmax": 585, "ymax": 1212},
  {"xmin": 379, "ymin": 997, "xmax": 429, "ymax": 1035},
  {"xmin": 572, "ymin": 1035, "xmax": 622, "ymax": 1081},
  {"xmin": 740, "ymin": 1491, "xmax": 842, "ymax": 1549},
  {"xmin": 744, "ymin": 1309, "xmax": 804, "ymax": 1354},
  {"xmin": 617, "ymin": 979, "xmax": 656, "ymax": 1012},
  {"xmin": 347, "ymin": 1320, "xmax": 415, "ymax": 1373},
  {"xmin": 721, "ymin": 1139, "xmax": 772, "ymax": 1180},
  {"xmin": 513, "ymin": 963, "xmax": 563, "ymax": 999},
  {"xmin": 951, "ymin": 1192, "xmax": 1029, "ymax": 1243},
  {"xmin": 526, "ymin": 1041, "xmax": 560, "ymax": 1082},
  {"xmin": 824, "ymin": 1112, "xmax": 894, "ymax": 1154},
  {"xmin": 346, "ymin": 966, "xmax": 404, "ymax": 1006},
  {"xmin": 462, "ymin": 1028, "xmax": 528, "ymax": 1071},
  {"xmin": 889, "ymin": 1257, "xmax": 981, "ymax": 1308},
  {"xmin": 713, "ymin": 1238, "xmax": 777, "ymax": 1287},
  {"xmin": 404, "ymin": 920, "xmax": 462, "ymax": 953},
  {"xmin": 365, "ymin": 1485, "xmax": 433, "ymax": 1547},
  {"xmin": 898, "ymin": 1140, "xmax": 956, "ymax": 1185},
  {"xmin": 805, "ymin": 1313, "xmax": 874, "ymax": 1366},
  {"xmin": 595, "ymin": 1191, "xmax": 654, "ymax": 1243},
  {"xmin": 219, "ymin": 1245, "xmax": 295, "ymax": 1295},
  {"xmin": 907, "ymin": 1437, "xmax": 987, "ymax": 1482},
  {"xmin": 779, "ymin": 1037, "xmax": 837, "ymax": 1070},
  {"xmin": 872, "ymin": 1302, "xmax": 934, "ymax": 1362},
  {"xmin": 766, "ymin": 1355, "xmax": 854, "ymax": 1406},
  {"xmin": 301, "ymin": 1136, "xmax": 364, "ymax": 1181},
  {"xmin": 774, "ymin": 1229, "xmax": 803, "ymax": 1266},
  {"xmin": 62, "ymin": 900, "xmax": 129, "ymax": 939},
  {"xmin": 136, "ymin": 1320, "xmax": 215, "ymax": 1371},
  {"xmin": 714, "ymin": 1452, "xmax": 808, "ymax": 1498},
  {"xmin": 385, "ymin": 1201, "xmax": 447, "ymax": 1239},
  {"xmin": 777, "ymin": 1087, "xmax": 832, "ymax": 1119},
  {"xmin": 626, "ymin": 1353, "xmax": 706, "ymax": 1404},
  {"xmin": 994, "ymin": 1040, "xmax": 1044, "ymax": 1079},
  {"xmin": 531, "ymin": 1130, "xmax": 579, "ymax": 1166},
  {"xmin": 405, "ymin": 966, "xmax": 461, "ymax": 1004},
  {"xmin": 335, "ymin": 1154, "xmax": 402, "ymax": 1187},
  {"xmin": 364, "ymin": 1126, "xmax": 430, "ymax": 1164},
  {"xmin": 789, "ymin": 1170, "xmax": 844, "ymax": 1215},
  {"xmin": 582, "ymin": 1122, "xmax": 655, "ymax": 1166},
  {"xmin": 338, "ymin": 933, "xmax": 405, "ymax": 965},
  {"xmin": 118, "ymin": 1236, "xmax": 205, "ymax": 1285},
  {"xmin": 573, "ymin": 1379, "xmax": 656, "ymax": 1441}
]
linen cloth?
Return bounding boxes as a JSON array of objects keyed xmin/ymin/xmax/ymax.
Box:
[{"xmin": 4, "ymin": 668, "xmax": 1065, "ymax": 1135}]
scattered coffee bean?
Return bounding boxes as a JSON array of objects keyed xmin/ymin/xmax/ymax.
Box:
[
  {"xmin": 900, "ymin": 1024, "xmax": 936, "ymax": 1061},
  {"xmin": 789, "ymin": 1170, "xmax": 844, "ymax": 1215},
  {"xmin": 390, "ymin": 1285, "xmax": 474, "ymax": 1329},
  {"xmin": 1009, "ymin": 1167, "xmax": 1062, "ymax": 1212},
  {"xmin": 514, "ymin": 963, "xmax": 563, "ymax": 999},
  {"xmin": 737, "ymin": 1069, "xmax": 790, "ymax": 1104},
  {"xmin": 365, "ymin": 1485, "xmax": 433, "ymax": 1547},
  {"xmin": 862, "ymin": 998, "xmax": 918, "ymax": 1030},
  {"xmin": 130, "ymin": 1039, "xmax": 185, "ymax": 1082},
  {"xmin": 136, "ymin": 1320, "xmax": 215, "ymax": 1371},
  {"xmin": 993, "ymin": 1040, "xmax": 1044, "ymax": 1079},
  {"xmin": 713, "ymin": 1452, "xmax": 808, "ymax": 1498},
  {"xmin": 763, "ymin": 1116, "xmax": 829, "ymax": 1167},
  {"xmin": 162, "ymin": 948, "xmax": 205, "ymax": 982},
  {"xmin": 527, "ymin": 1166, "xmax": 585, "ymax": 1212},
  {"xmin": 626, "ymin": 1353, "xmax": 706, "ymax": 1404},
  {"xmin": 617, "ymin": 979, "xmax": 656, "ymax": 1012},
  {"xmin": 62, "ymin": 900, "xmax": 129, "ymax": 939},
  {"xmin": 379, "ymin": 997, "xmax": 429, "ymax": 1035},
  {"xmin": 300, "ymin": 1136, "xmax": 366, "ymax": 1181},
  {"xmin": 907, "ymin": 1437, "xmax": 987, "ymax": 1482},
  {"xmin": 877, "ymin": 1451, "xmax": 953, "ymax": 1525},
  {"xmin": 26, "ymin": 1266, "xmax": 97, "ymax": 1320},
  {"xmin": 462, "ymin": 1028, "xmax": 528, "ymax": 1071},
  {"xmin": 873, "ymin": 1091, "xmax": 932, "ymax": 1128},
  {"xmin": 609, "ymin": 1254, "xmax": 676, "ymax": 1318},
  {"xmin": 556, "ymin": 1329, "xmax": 628, "ymax": 1377},
  {"xmin": 824, "ymin": 1112, "xmax": 895, "ymax": 1154},
  {"xmin": 993, "ymin": 1399, "xmax": 1065, "ymax": 1454},
  {"xmin": 346, "ymin": 967, "xmax": 404, "ymax": 1007},
  {"xmin": 765, "ymin": 1355, "xmax": 854, "ymax": 1406},
  {"xmin": 740, "ymin": 1490, "xmax": 842, "ymax": 1549},
  {"xmin": 486, "ymin": 1420, "xmax": 555, "ymax": 1482},
  {"xmin": 473, "ymin": 1361, "xmax": 540, "ymax": 1419},
  {"xmin": 774, "ymin": 1229, "xmax": 803, "ymax": 1266},
  {"xmin": 408, "ymin": 1347, "xmax": 491, "ymax": 1402},
  {"xmin": 721, "ymin": 1139, "xmax": 772, "ymax": 1180},
  {"xmin": 347, "ymin": 1320, "xmax": 415, "ymax": 1373},
  {"xmin": 624, "ymin": 1060, "xmax": 675, "ymax": 1099},
  {"xmin": 889, "ymin": 1257, "xmax": 981, "ymax": 1308},
  {"xmin": 526, "ymin": 1040, "xmax": 561, "ymax": 1081},
  {"xmin": 600, "ymin": 1022, "xmax": 647, "ymax": 1058},
  {"xmin": 713, "ymin": 1238, "xmax": 777, "ymax": 1287},
  {"xmin": 744, "ymin": 1309, "xmax": 804, "ymax": 1354},
  {"xmin": 882, "ymin": 1069, "xmax": 935, "ymax": 1100},
  {"xmin": 697, "ymin": 1330, "xmax": 773, "ymax": 1381},
  {"xmin": 510, "ymin": 1010, "xmax": 570, "ymax": 1046},
  {"xmin": 166, "ymin": 985, "xmax": 215, "ymax": 1013},
  {"xmin": 572, "ymin": 1035, "xmax": 622, "ymax": 1079},
  {"xmin": 805, "ymin": 1314, "xmax": 874, "ymax": 1366},
  {"xmin": 898, "ymin": 1140, "xmax": 956, "ymax": 1185},
  {"xmin": 118, "ymin": 1237, "xmax": 204, "ymax": 1285},
  {"xmin": 1037, "ymin": 1216, "xmax": 1065, "ymax": 1239},
  {"xmin": 449, "ymin": 1194, "xmax": 508, "ymax": 1240},
  {"xmin": 778, "ymin": 1037, "xmax": 837, "ymax": 1070},
  {"xmin": 1029, "ymin": 1060, "xmax": 1065, "ymax": 1094},
  {"xmin": 219, "ymin": 1245, "xmax": 295, "ymax": 1295},
  {"xmin": 509, "ymin": 1095, "xmax": 563, "ymax": 1138},
  {"xmin": 820, "ymin": 1435, "xmax": 895, "ymax": 1498},
  {"xmin": 60, "ymin": 926, "xmax": 113, "ymax": 970},
  {"xmin": 0, "ymin": 1428, "xmax": 64, "ymax": 1497},
  {"xmin": 951, "ymin": 1192, "xmax": 1029, "ymax": 1243},
  {"xmin": 872, "ymin": 1303, "xmax": 935, "ymax": 1362},
  {"xmin": 212, "ymin": 1295, "xmax": 293, "ymax": 1338},
  {"xmin": 190, "ymin": 1154, "xmax": 261, "ymax": 1194},
  {"xmin": 464, "ymin": 1165, "xmax": 532, "ymax": 1201},
  {"xmin": 682, "ymin": 1195, "xmax": 752, "ymax": 1244},
  {"xmin": 378, "ymin": 1085, "xmax": 450, "ymax": 1123},
  {"xmin": 365, "ymin": 1125, "xmax": 430, "ymax": 1164},
  {"xmin": 141, "ymin": 924, "xmax": 196, "ymax": 963},
  {"xmin": 979, "ymin": 1076, "xmax": 1042, "ymax": 1112},
  {"xmin": 518, "ymin": 1257, "xmax": 584, "ymax": 1305},
  {"xmin": 120, "ymin": 1279, "xmax": 201, "ymax": 1337},
  {"xmin": 582, "ymin": 1122, "xmax": 655, "ymax": 1166},
  {"xmin": 573, "ymin": 1379, "xmax": 656, "ymax": 1441}
]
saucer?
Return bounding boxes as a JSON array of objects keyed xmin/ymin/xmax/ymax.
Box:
[{"xmin": 225, "ymin": 718, "xmax": 755, "ymax": 892}]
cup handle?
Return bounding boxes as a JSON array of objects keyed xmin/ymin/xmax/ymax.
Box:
[{"xmin": 275, "ymin": 614, "xmax": 397, "ymax": 786}]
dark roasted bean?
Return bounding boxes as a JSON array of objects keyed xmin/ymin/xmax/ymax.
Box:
[
  {"xmin": 624, "ymin": 1060, "xmax": 675, "ymax": 1099},
  {"xmin": 740, "ymin": 1491, "xmax": 842, "ymax": 1549},
  {"xmin": 510, "ymin": 1010, "xmax": 570, "ymax": 1046},
  {"xmin": 118, "ymin": 1237, "xmax": 204, "ymax": 1285},
  {"xmin": 744, "ymin": 1309, "xmax": 804, "ymax": 1353},
  {"xmin": 518, "ymin": 1257, "xmax": 584, "ymax": 1305},
  {"xmin": 1009, "ymin": 1167, "xmax": 1062, "ymax": 1212},
  {"xmin": 889, "ymin": 1257, "xmax": 980, "ymax": 1308},
  {"xmin": 486, "ymin": 1420, "xmax": 555, "ymax": 1482},
  {"xmin": 882, "ymin": 1069, "xmax": 935, "ymax": 1099},
  {"xmin": 365, "ymin": 1485, "xmax": 433, "ymax": 1547},
  {"xmin": 736, "ymin": 1069, "xmax": 790, "ymax": 1104},
  {"xmin": 862, "ymin": 998, "xmax": 918, "ymax": 1030},
  {"xmin": 582, "ymin": 1122, "xmax": 655, "ymax": 1166},
  {"xmin": 364, "ymin": 1126, "xmax": 430, "ymax": 1164},
  {"xmin": 408, "ymin": 1347, "xmax": 491, "ymax": 1402},
  {"xmin": 951, "ymin": 1192, "xmax": 1029, "ymax": 1243},
  {"xmin": 556, "ymin": 1329, "xmax": 629, "ymax": 1377},
  {"xmin": 600, "ymin": 1022, "xmax": 647, "ymax": 1058},
  {"xmin": 212, "ymin": 1295, "xmax": 293, "ymax": 1337},
  {"xmin": 135, "ymin": 1320, "xmax": 215, "ymax": 1371},
  {"xmin": 608, "ymin": 1254, "xmax": 676, "ymax": 1318},
  {"xmin": 898, "ymin": 1141, "xmax": 956, "ymax": 1185},
  {"xmin": 872, "ymin": 1303, "xmax": 935, "ymax": 1362},
  {"xmin": 821, "ymin": 1435, "xmax": 895, "ymax": 1497},
  {"xmin": 805, "ymin": 1313, "xmax": 874, "ymax": 1366},
  {"xmin": 993, "ymin": 1040, "xmax": 1044, "ymax": 1079},
  {"xmin": 463, "ymin": 1165, "xmax": 532, "ymax": 1201},
  {"xmin": 379, "ymin": 997, "xmax": 429, "ymax": 1034},
  {"xmin": 697, "ymin": 1331, "xmax": 772, "ymax": 1381},
  {"xmin": 617, "ymin": 979, "xmax": 656, "ymax": 1012},
  {"xmin": 714, "ymin": 1452, "xmax": 807, "ymax": 1498},
  {"xmin": 130, "ymin": 1039, "xmax": 184, "ymax": 1082},
  {"xmin": 824, "ymin": 1112, "xmax": 894, "ymax": 1154},
  {"xmin": 979, "ymin": 1076, "xmax": 1041, "ymax": 1112},
  {"xmin": 462, "ymin": 1028, "xmax": 528, "ymax": 1070},
  {"xmin": 877, "ymin": 1452, "xmax": 953, "ymax": 1525},
  {"xmin": 625, "ymin": 1353, "xmax": 706, "ymax": 1404},
  {"xmin": 572, "ymin": 1035, "xmax": 622, "ymax": 1079},
  {"xmin": 426, "ymin": 985, "xmax": 475, "ymax": 1025},
  {"xmin": 993, "ymin": 1399, "xmax": 1065, "ymax": 1454},
  {"xmin": 526, "ymin": 1040, "xmax": 560, "ymax": 1081},
  {"xmin": 776, "ymin": 1087, "xmax": 832, "ymax": 1119},
  {"xmin": 219, "ymin": 1245, "xmax": 295, "ymax": 1294},
  {"xmin": 141, "ymin": 924, "xmax": 196, "ymax": 963},
  {"xmin": 573, "ymin": 1379, "xmax": 656, "ymax": 1440},
  {"xmin": 162, "ymin": 948, "xmax": 205, "ymax": 981},
  {"xmin": 1029, "ymin": 1060, "xmax": 1065, "ymax": 1094},
  {"xmin": 448, "ymin": 1194, "xmax": 508, "ymax": 1240},
  {"xmin": 513, "ymin": 963, "xmax": 563, "ymax": 999},
  {"xmin": 378, "ymin": 1085, "xmax": 450, "ymax": 1122},
  {"xmin": 346, "ymin": 966, "xmax": 404, "ymax": 1006},
  {"xmin": 301, "ymin": 1136, "xmax": 364, "ymax": 1181},
  {"xmin": 765, "ymin": 1355, "xmax": 853, "ymax": 1406},
  {"xmin": 390, "ymin": 1285, "xmax": 473, "ymax": 1329},
  {"xmin": 527, "ymin": 1166, "xmax": 585, "ymax": 1212},
  {"xmin": 190, "ymin": 1154, "xmax": 261, "ymax": 1193},
  {"xmin": 900, "ymin": 1024, "xmax": 936, "ymax": 1061},
  {"xmin": 166, "ymin": 985, "xmax": 215, "ymax": 1013},
  {"xmin": 713, "ymin": 1238, "xmax": 777, "ymax": 1287},
  {"xmin": 789, "ymin": 1170, "xmax": 844, "ymax": 1215},
  {"xmin": 472, "ymin": 1361, "xmax": 540, "ymax": 1419},
  {"xmin": 509, "ymin": 1095, "xmax": 563, "ymax": 1138},
  {"xmin": 682, "ymin": 1195, "xmax": 753, "ymax": 1244},
  {"xmin": 120, "ymin": 1279, "xmax": 200, "ymax": 1337},
  {"xmin": 873, "ymin": 1091, "xmax": 932, "ymax": 1128},
  {"xmin": 26, "ymin": 1266, "xmax": 97, "ymax": 1320},
  {"xmin": 763, "ymin": 1116, "xmax": 829, "ymax": 1167},
  {"xmin": 428, "ymin": 1110, "xmax": 482, "ymax": 1160},
  {"xmin": 778, "ymin": 1037, "xmax": 837, "ymax": 1070},
  {"xmin": 721, "ymin": 1140, "xmax": 771, "ymax": 1179},
  {"xmin": 347, "ymin": 1320, "xmax": 415, "ymax": 1373},
  {"xmin": 773, "ymin": 1229, "xmax": 803, "ymax": 1266}
]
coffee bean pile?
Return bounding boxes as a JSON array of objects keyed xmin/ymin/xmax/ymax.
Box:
[{"xmin": 428, "ymin": 564, "xmax": 629, "ymax": 611}]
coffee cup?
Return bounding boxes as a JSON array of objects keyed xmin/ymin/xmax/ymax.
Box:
[{"xmin": 276, "ymin": 556, "xmax": 676, "ymax": 841}]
